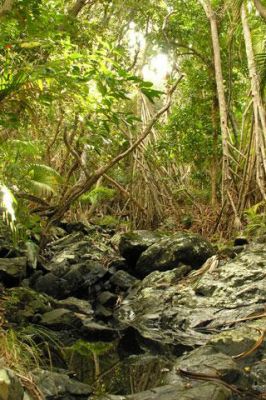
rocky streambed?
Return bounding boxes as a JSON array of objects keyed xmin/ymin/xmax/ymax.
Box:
[{"xmin": 0, "ymin": 224, "xmax": 265, "ymax": 400}]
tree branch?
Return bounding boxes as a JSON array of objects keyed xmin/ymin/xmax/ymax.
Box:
[
  {"xmin": 68, "ymin": 0, "xmax": 97, "ymax": 17},
  {"xmin": 253, "ymin": 0, "xmax": 266, "ymax": 20}
]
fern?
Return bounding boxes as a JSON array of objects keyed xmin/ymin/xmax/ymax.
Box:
[
  {"xmin": 0, "ymin": 67, "xmax": 28, "ymax": 102},
  {"xmin": 79, "ymin": 186, "xmax": 116, "ymax": 205},
  {"xmin": 26, "ymin": 164, "xmax": 62, "ymax": 197},
  {"xmin": 244, "ymin": 201, "xmax": 266, "ymax": 236},
  {"xmin": 6, "ymin": 140, "xmax": 41, "ymax": 156}
]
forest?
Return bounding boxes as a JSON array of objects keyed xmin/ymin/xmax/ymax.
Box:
[
  {"xmin": 0, "ymin": 1, "xmax": 265, "ymax": 400},
  {"xmin": 0, "ymin": 0, "xmax": 265, "ymax": 238}
]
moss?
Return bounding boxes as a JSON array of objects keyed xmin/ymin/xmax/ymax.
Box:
[{"xmin": 4, "ymin": 287, "xmax": 54, "ymax": 325}]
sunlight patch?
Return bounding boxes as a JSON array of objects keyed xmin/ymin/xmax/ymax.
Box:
[{"xmin": 0, "ymin": 185, "xmax": 16, "ymax": 231}]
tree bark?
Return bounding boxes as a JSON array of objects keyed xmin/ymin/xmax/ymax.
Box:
[
  {"xmin": 199, "ymin": 0, "xmax": 231, "ymax": 205},
  {"xmin": 253, "ymin": 0, "xmax": 266, "ymax": 20},
  {"xmin": 68, "ymin": 0, "xmax": 96, "ymax": 17},
  {"xmin": 241, "ymin": 3, "xmax": 266, "ymax": 199}
]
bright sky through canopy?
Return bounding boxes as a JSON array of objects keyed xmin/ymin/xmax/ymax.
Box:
[
  {"xmin": 127, "ymin": 22, "xmax": 171, "ymax": 86},
  {"xmin": 142, "ymin": 53, "xmax": 171, "ymax": 87}
]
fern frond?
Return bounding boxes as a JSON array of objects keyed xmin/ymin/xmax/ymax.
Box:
[
  {"xmin": 27, "ymin": 180, "xmax": 56, "ymax": 196},
  {"xmin": 0, "ymin": 68, "xmax": 28, "ymax": 102},
  {"xmin": 26, "ymin": 164, "xmax": 62, "ymax": 197},
  {"xmin": 7, "ymin": 140, "xmax": 40, "ymax": 156}
]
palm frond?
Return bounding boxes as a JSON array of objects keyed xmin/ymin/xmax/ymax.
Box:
[
  {"xmin": 27, "ymin": 164, "xmax": 62, "ymax": 197},
  {"xmin": 0, "ymin": 68, "xmax": 28, "ymax": 102},
  {"xmin": 6, "ymin": 140, "xmax": 41, "ymax": 156}
]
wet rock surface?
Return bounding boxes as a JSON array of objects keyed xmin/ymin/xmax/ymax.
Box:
[
  {"xmin": 0, "ymin": 225, "xmax": 265, "ymax": 400},
  {"xmin": 135, "ymin": 232, "xmax": 215, "ymax": 278}
]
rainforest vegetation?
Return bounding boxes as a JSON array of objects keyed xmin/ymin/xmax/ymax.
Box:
[{"xmin": 0, "ymin": 0, "xmax": 266, "ymax": 240}]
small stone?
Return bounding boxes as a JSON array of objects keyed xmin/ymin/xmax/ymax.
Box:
[
  {"xmin": 109, "ymin": 270, "xmax": 139, "ymax": 289},
  {"xmin": 97, "ymin": 291, "xmax": 118, "ymax": 307}
]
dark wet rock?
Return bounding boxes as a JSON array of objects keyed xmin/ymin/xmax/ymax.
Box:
[
  {"xmin": 234, "ymin": 237, "xmax": 249, "ymax": 246},
  {"xmin": 116, "ymin": 243, "xmax": 266, "ymax": 347},
  {"xmin": 34, "ymin": 369, "xmax": 92, "ymax": 399},
  {"xmin": 0, "ymin": 368, "xmax": 24, "ymax": 400},
  {"xmin": 58, "ymin": 221, "xmax": 91, "ymax": 234},
  {"xmin": 110, "ymin": 270, "xmax": 139, "ymax": 290},
  {"xmin": 97, "ymin": 291, "xmax": 118, "ymax": 307},
  {"xmin": 41, "ymin": 308, "xmax": 84, "ymax": 328},
  {"xmin": 0, "ymin": 257, "xmax": 27, "ymax": 284},
  {"xmin": 33, "ymin": 261, "xmax": 108, "ymax": 299},
  {"xmin": 95, "ymin": 304, "xmax": 114, "ymax": 318},
  {"xmin": 94, "ymin": 381, "xmax": 232, "ymax": 400},
  {"xmin": 165, "ymin": 345, "xmax": 244, "ymax": 386},
  {"xmin": 118, "ymin": 231, "xmax": 167, "ymax": 267},
  {"xmin": 57, "ymin": 297, "xmax": 93, "ymax": 316},
  {"xmin": 209, "ymin": 320, "xmax": 266, "ymax": 358},
  {"xmin": 40, "ymin": 307, "xmax": 116, "ymax": 340},
  {"xmin": 135, "ymin": 232, "xmax": 215, "ymax": 278}
]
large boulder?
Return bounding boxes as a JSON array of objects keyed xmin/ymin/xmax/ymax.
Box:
[
  {"xmin": 118, "ymin": 231, "xmax": 167, "ymax": 268},
  {"xmin": 116, "ymin": 243, "xmax": 266, "ymax": 347},
  {"xmin": 0, "ymin": 257, "xmax": 27, "ymax": 284},
  {"xmin": 135, "ymin": 232, "xmax": 214, "ymax": 278}
]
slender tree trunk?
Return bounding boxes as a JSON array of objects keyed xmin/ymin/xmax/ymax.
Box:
[
  {"xmin": 241, "ymin": 3, "xmax": 266, "ymax": 200},
  {"xmin": 68, "ymin": 0, "xmax": 96, "ymax": 17},
  {"xmin": 210, "ymin": 92, "xmax": 219, "ymax": 206},
  {"xmin": 199, "ymin": 0, "xmax": 232, "ymax": 206},
  {"xmin": 253, "ymin": 0, "xmax": 266, "ymax": 20}
]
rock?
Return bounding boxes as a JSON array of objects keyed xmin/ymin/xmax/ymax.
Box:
[
  {"xmin": 116, "ymin": 243, "xmax": 266, "ymax": 347},
  {"xmin": 40, "ymin": 308, "xmax": 83, "ymax": 328},
  {"xmin": 46, "ymin": 232, "xmax": 85, "ymax": 253},
  {"xmin": 165, "ymin": 345, "xmax": 243, "ymax": 386},
  {"xmin": 4, "ymin": 287, "xmax": 55, "ymax": 324},
  {"xmin": 33, "ymin": 260, "xmax": 108, "ymax": 299},
  {"xmin": 109, "ymin": 270, "xmax": 139, "ymax": 290},
  {"xmin": 234, "ymin": 237, "xmax": 248, "ymax": 246},
  {"xmin": 95, "ymin": 304, "xmax": 114, "ymax": 318},
  {"xmin": 93, "ymin": 382, "xmax": 232, "ymax": 400},
  {"xmin": 0, "ymin": 257, "xmax": 27, "ymax": 283},
  {"xmin": 250, "ymin": 361, "xmax": 266, "ymax": 392},
  {"xmin": 97, "ymin": 291, "xmax": 118, "ymax": 307},
  {"xmin": 34, "ymin": 369, "xmax": 92, "ymax": 399},
  {"xmin": 0, "ymin": 368, "xmax": 24, "ymax": 400},
  {"xmin": 57, "ymin": 297, "xmax": 93, "ymax": 316},
  {"xmin": 135, "ymin": 232, "xmax": 215, "ymax": 278},
  {"xmin": 118, "ymin": 231, "xmax": 167, "ymax": 267}
]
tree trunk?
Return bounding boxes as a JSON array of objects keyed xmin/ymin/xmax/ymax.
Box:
[
  {"xmin": 199, "ymin": 0, "xmax": 232, "ymax": 206},
  {"xmin": 253, "ymin": 0, "xmax": 266, "ymax": 20},
  {"xmin": 68, "ymin": 0, "xmax": 96, "ymax": 17},
  {"xmin": 241, "ymin": 3, "xmax": 266, "ymax": 200},
  {"xmin": 210, "ymin": 92, "xmax": 219, "ymax": 206}
]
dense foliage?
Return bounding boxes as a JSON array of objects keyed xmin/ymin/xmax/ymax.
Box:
[{"xmin": 0, "ymin": 0, "xmax": 265, "ymax": 240}]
